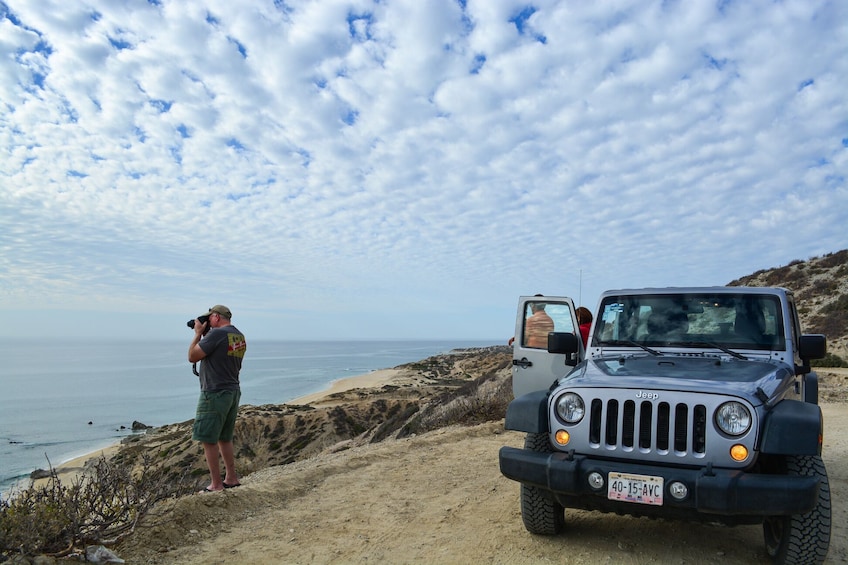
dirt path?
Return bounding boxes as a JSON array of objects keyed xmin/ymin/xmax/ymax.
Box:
[{"xmin": 120, "ymin": 402, "xmax": 847, "ymax": 565}]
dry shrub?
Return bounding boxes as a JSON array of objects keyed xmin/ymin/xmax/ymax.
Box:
[
  {"xmin": 0, "ymin": 453, "xmax": 194, "ymax": 559},
  {"xmin": 816, "ymin": 250, "xmax": 848, "ymax": 269},
  {"xmin": 400, "ymin": 372, "xmax": 513, "ymax": 437},
  {"xmin": 811, "ymin": 352, "xmax": 848, "ymax": 368}
]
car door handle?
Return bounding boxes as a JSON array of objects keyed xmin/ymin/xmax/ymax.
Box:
[{"xmin": 512, "ymin": 357, "xmax": 533, "ymax": 369}]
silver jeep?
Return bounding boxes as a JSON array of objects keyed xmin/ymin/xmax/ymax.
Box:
[{"xmin": 500, "ymin": 287, "xmax": 830, "ymax": 565}]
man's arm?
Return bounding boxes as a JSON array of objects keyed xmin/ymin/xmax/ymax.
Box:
[{"xmin": 188, "ymin": 320, "xmax": 208, "ymax": 363}]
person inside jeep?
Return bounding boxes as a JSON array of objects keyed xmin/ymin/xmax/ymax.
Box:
[
  {"xmin": 734, "ymin": 306, "xmax": 766, "ymax": 343},
  {"xmin": 524, "ymin": 302, "xmax": 555, "ymax": 348},
  {"xmin": 646, "ymin": 309, "xmax": 689, "ymax": 341}
]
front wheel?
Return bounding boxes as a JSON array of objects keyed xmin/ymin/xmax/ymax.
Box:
[
  {"xmin": 519, "ymin": 432, "xmax": 564, "ymax": 535},
  {"xmin": 762, "ymin": 455, "xmax": 831, "ymax": 564}
]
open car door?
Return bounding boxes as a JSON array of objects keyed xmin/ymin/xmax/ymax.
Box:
[{"xmin": 511, "ymin": 295, "xmax": 582, "ymax": 398}]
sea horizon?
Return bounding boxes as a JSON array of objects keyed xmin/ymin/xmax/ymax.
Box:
[{"xmin": 0, "ymin": 337, "xmax": 498, "ymax": 496}]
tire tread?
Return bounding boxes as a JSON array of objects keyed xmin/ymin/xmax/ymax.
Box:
[
  {"xmin": 519, "ymin": 433, "xmax": 565, "ymax": 535},
  {"xmin": 765, "ymin": 455, "xmax": 831, "ymax": 565}
]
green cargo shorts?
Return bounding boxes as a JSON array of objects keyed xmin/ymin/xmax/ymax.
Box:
[{"xmin": 191, "ymin": 389, "xmax": 241, "ymax": 444}]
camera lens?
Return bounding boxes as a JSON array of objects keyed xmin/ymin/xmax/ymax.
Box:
[{"xmin": 187, "ymin": 319, "xmax": 196, "ymax": 329}]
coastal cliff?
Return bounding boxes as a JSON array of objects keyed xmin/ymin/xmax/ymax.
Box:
[{"xmin": 115, "ymin": 346, "xmax": 514, "ymax": 494}]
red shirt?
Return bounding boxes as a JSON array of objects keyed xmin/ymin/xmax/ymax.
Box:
[{"xmin": 579, "ymin": 323, "xmax": 591, "ymax": 348}]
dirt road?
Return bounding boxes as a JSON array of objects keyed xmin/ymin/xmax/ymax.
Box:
[{"xmin": 120, "ymin": 402, "xmax": 847, "ymax": 565}]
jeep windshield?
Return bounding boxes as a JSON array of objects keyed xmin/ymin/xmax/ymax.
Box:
[{"xmin": 593, "ymin": 292, "xmax": 785, "ymax": 352}]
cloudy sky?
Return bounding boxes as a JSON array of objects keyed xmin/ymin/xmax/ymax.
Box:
[{"xmin": 1, "ymin": 0, "xmax": 846, "ymax": 341}]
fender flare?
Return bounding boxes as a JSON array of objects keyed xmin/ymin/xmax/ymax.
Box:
[
  {"xmin": 504, "ymin": 390, "xmax": 549, "ymax": 433},
  {"xmin": 803, "ymin": 371, "xmax": 819, "ymax": 404},
  {"xmin": 760, "ymin": 399, "xmax": 823, "ymax": 456}
]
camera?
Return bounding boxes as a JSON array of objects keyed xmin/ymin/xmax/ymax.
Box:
[
  {"xmin": 186, "ymin": 314, "xmax": 210, "ymax": 329},
  {"xmin": 187, "ymin": 313, "xmax": 211, "ymax": 377}
]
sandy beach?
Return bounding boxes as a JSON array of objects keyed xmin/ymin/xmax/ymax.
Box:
[
  {"xmin": 286, "ymin": 368, "xmax": 404, "ymax": 405},
  {"xmin": 28, "ymin": 444, "xmax": 122, "ymax": 491}
]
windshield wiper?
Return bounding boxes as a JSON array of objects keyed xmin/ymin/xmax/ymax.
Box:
[
  {"xmin": 688, "ymin": 341, "xmax": 748, "ymax": 360},
  {"xmin": 600, "ymin": 339, "xmax": 663, "ymax": 356}
]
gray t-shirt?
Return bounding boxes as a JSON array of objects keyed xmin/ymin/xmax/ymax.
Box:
[{"xmin": 198, "ymin": 325, "xmax": 247, "ymax": 392}]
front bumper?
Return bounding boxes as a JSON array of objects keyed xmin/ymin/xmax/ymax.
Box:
[{"xmin": 499, "ymin": 446, "xmax": 819, "ymax": 516}]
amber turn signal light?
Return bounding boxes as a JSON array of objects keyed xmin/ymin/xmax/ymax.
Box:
[
  {"xmin": 555, "ymin": 430, "xmax": 570, "ymax": 446},
  {"xmin": 730, "ymin": 444, "xmax": 749, "ymax": 462}
]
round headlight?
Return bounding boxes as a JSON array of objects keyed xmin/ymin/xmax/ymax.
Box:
[
  {"xmin": 715, "ymin": 401, "xmax": 752, "ymax": 436},
  {"xmin": 555, "ymin": 392, "xmax": 585, "ymax": 423}
]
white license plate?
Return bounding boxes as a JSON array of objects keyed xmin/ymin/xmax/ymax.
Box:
[{"xmin": 607, "ymin": 472, "xmax": 664, "ymax": 506}]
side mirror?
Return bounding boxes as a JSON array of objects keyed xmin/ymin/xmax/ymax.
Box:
[
  {"xmin": 547, "ymin": 332, "xmax": 580, "ymax": 366},
  {"xmin": 799, "ymin": 334, "xmax": 826, "ymax": 361}
]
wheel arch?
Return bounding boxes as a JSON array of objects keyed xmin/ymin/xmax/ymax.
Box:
[
  {"xmin": 760, "ymin": 400, "xmax": 823, "ymax": 456},
  {"xmin": 505, "ymin": 390, "xmax": 549, "ymax": 433}
]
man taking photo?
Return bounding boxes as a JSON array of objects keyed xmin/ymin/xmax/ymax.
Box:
[{"xmin": 188, "ymin": 305, "xmax": 247, "ymax": 493}]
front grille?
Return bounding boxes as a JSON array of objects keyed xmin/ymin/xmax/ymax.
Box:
[
  {"xmin": 552, "ymin": 389, "xmax": 757, "ymax": 467},
  {"xmin": 588, "ymin": 398, "xmax": 708, "ymax": 456}
]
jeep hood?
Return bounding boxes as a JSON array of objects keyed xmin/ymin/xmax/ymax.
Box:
[{"xmin": 560, "ymin": 354, "xmax": 794, "ymax": 406}]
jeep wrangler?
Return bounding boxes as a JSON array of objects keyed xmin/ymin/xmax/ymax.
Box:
[{"xmin": 500, "ymin": 287, "xmax": 830, "ymax": 564}]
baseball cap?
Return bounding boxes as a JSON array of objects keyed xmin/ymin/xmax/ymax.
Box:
[{"xmin": 204, "ymin": 305, "xmax": 232, "ymax": 318}]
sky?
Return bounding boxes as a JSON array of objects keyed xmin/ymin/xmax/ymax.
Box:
[{"xmin": 1, "ymin": 0, "xmax": 846, "ymax": 341}]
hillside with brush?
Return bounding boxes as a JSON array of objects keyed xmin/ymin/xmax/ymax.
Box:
[{"xmin": 729, "ymin": 248, "xmax": 848, "ymax": 363}]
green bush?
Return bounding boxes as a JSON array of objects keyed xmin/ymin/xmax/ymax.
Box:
[{"xmin": 811, "ymin": 352, "xmax": 848, "ymax": 368}]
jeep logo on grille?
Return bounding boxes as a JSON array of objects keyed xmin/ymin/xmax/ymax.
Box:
[{"xmin": 636, "ymin": 391, "xmax": 659, "ymax": 400}]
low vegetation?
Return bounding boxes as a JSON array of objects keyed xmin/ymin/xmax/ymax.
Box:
[
  {"xmin": 399, "ymin": 368, "xmax": 513, "ymax": 437},
  {"xmin": 812, "ymin": 352, "xmax": 848, "ymax": 368},
  {"xmin": 0, "ymin": 454, "xmax": 195, "ymax": 559}
]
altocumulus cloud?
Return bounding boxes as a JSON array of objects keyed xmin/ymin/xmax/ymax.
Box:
[{"xmin": 0, "ymin": 0, "xmax": 846, "ymax": 339}]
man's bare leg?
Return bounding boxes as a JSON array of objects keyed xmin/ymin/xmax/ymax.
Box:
[
  {"xmin": 219, "ymin": 440, "xmax": 240, "ymax": 486},
  {"xmin": 202, "ymin": 442, "xmax": 225, "ymax": 491}
]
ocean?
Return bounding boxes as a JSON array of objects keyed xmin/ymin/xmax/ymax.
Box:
[{"xmin": 0, "ymin": 338, "xmax": 495, "ymax": 496}]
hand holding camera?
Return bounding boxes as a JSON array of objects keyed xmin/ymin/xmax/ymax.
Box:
[{"xmin": 187, "ymin": 314, "xmax": 211, "ymax": 336}]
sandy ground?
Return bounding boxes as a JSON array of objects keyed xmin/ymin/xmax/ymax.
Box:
[{"xmin": 118, "ymin": 398, "xmax": 848, "ymax": 565}]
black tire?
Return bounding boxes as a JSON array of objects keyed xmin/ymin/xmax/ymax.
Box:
[
  {"xmin": 519, "ymin": 432, "xmax": 565, "ymax": 535},
  {"xmin": 763, "ymin": 455, "xmax": 831, "ymax": 564}
]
